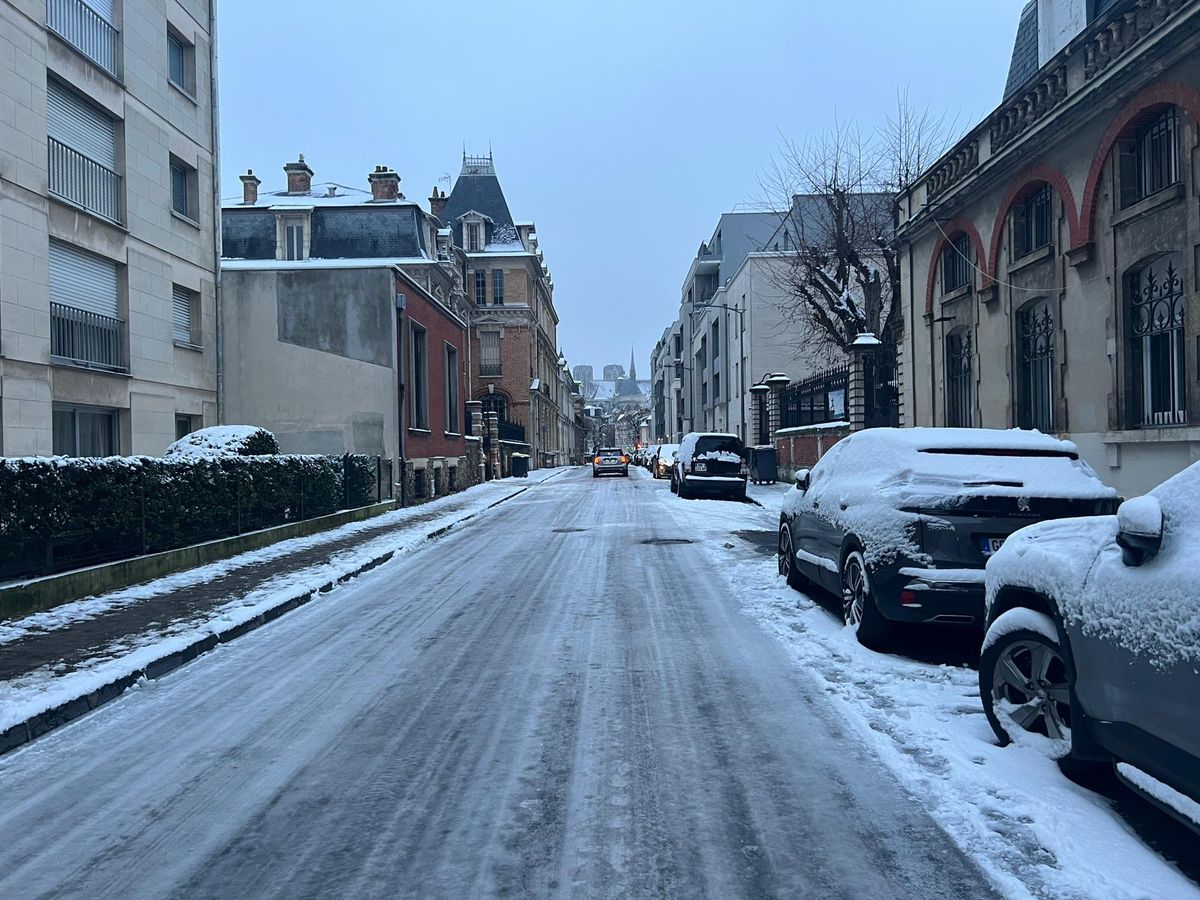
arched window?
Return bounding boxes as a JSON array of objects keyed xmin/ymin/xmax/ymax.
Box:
[
  {"xmin": 1119, "ymin": 106, "xmax": 1180, "ymax": 208},
  {"xmin": 1126, "ymin": 256, "xmax": 1186, "ymax": 427},
  {"xmin": 1013, "ymin": 184, "xmax": 1052, "ymax": 260},
  {"xmin": 942, "ymin": 233, "xmax": 973, "ymax": 294},
  {"xmin": 480, "ymin": 392, "xmax": 508, "ymax": 422},
  {"xmin": 945, "ymin": 327, "xmax": 973, "ymax": 427},
  {"xmin": 1017, "ymin": 299, "xmax": 1054, "ymax": 432}
]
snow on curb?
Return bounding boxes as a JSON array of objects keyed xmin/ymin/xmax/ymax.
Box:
[
  {"xmin": 0, "ymin": 476, "xmax": 549, "ymax": 755},
  {"xmin": 660, "ymin": 487, "xmax": 1200, "ymax": 900}
]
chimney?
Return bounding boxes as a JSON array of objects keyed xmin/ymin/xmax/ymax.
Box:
[
  {"xmin": 429, "ymin": 186, "xmax": 447, "ymax": 219},
  {"xmin": 283, "ymin": 154, "xmax": 313, "ymax": 195},
  {"xmin": 239, "ymin": 169, "xmax": 261, "ymax": 204},
  {"xmin": 368, "ymin": 165, "xmax": 401, "ymax": 202}
]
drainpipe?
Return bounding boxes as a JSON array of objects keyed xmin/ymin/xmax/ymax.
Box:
[{"xmin": 209, "ymin": 0, "xmax": 223, "ymax": 425}]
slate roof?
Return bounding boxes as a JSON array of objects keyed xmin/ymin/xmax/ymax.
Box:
[
  {"xmin": 1004, "ymin": 1, "xmax": 1040, "ymax": 100},
  {"xmin": 438, "ymin": 158, "xmax": 518, "ymax": 250},
  {"xmin": 221, "ymin": 206, "xmax": 427, "ymax": 261}
]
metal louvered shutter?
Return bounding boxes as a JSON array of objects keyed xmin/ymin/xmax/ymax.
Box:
[
  {"xmin": 49, "ymin": 239, "xmax": 118, "ymax": 317},
  {"xmin": 47, "ymin": 80, "xmax": 116, "ymax": 169},
  {"xmin": 172, "ymin": 285, "xmax": 193, "ymax": 342},
  {"xmin": 81, "ymin": 0, "xmax": 114, "ymax": 19}
]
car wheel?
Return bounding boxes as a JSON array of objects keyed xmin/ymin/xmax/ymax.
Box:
[
  {"xmin": 840, "ymin": 549, "xmax": 891, "ymax": 648},
  {"xmin": 778, "ymin": 526, "xmax": 808, "ymax": 591},
  {"xmin": 677, "ymin": 476, "xmax": 690, "ymax": 499},
  {"xmin": 980, "ymin": 611, "xmax": 1074, "ymax": 757}
]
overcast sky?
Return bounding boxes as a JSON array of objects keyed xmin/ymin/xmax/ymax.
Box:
[{"xmin": 217, "ymin": 1, "xmax": 1023, "ymax": 376}]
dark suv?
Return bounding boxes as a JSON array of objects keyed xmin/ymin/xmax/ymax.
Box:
[
  {"xmin": 671, "ymin": 432, "xmax": 748, "ymax": 501},
  {"xmin": 776, "ymin": 428, "xmax": 1117, "ymax": 648}
]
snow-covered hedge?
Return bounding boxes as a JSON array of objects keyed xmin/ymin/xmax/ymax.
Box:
[
  {"xmin": 0, "ymin": 452, "xmax": 382, "ymax": 580},
  {"xmin": 164, "ymin": 425, "xmax": 280, "ymax": 459}
]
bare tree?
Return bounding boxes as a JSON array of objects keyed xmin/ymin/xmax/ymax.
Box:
[{"xmin": 760, "ymin": 96, "xmax": 957, "ymax": 364}]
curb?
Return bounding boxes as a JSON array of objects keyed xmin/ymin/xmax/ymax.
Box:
[{"xmin": 0, "ymin": 479, "xmax": 541, "ymax": 758}]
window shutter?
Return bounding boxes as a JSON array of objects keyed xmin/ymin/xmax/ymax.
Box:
[
  {"xmin": 49, "ymin": 240, "xmax": 118, "ymax": 317},
  {"xmin": 172, "ymin": 285, "xmax": 193, "ymax": 342},
  {"xmin": 47, "ymin": 81, "xmax": 116, "ymax": 169},
  {"xmin": 82, "ymin": 0, "xmax": 114, "ymax": 20}
]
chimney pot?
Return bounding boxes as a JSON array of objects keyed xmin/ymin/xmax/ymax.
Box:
[
  {"xmin": 283, "ymin": 155, "xmax": 314, "ymax": 195},
  {"xmin": 368, "ymin": 165, "xmax": 401, "ymax": 202},
  {"xmin": 429, "ymin": 185, "xmax": 448, "ymax": 219},
  {"xmin": 240, "ymin": 168, "xmax": 262, "ymax": 204}
]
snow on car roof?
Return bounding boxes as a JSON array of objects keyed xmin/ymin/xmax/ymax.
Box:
[{"xmin": 845, "ymin": 427, "xmax": 1079, "ymax": 455}]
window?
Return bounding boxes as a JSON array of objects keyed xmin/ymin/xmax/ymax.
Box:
[
  {"xmin": 49, "ymin": 239, "xmax": 124, "ymax": 371},
  {"xmin": 445, "ymin": 345, "xmax": 460, "ymax": 433},
  {"xmin": 1121, "ymin": 107, "xmax": 1179, "ymax": 207},
  {"xmin": 175, "ymin": 414, "xmax": 195, "ymax": 441},
  {"xmin": 172, "ymin": 284, "xmax": 198, "ymax": 344},
  {"xmin": 1014, "ymin": 185, "xmax": 1052, "ymax": 259},
  {"xmin": 492, "ymin": 270, "xmax": 504, "ymax": 306},
  {"xmin": 53, "ymin": 404, "xmax": 119, "ymax": 457},
  {"xmin": 170, "ymin": 156, "xmax": 196, "ymax": 220},
  {"xmin": 481, "ymin": 392, "xmax": 508, "ymax": 421},
  {"xmin": 1128, "ymin": 258, "xmax": 1186, "ymax": 427},
  {"xmin": 474, "ymin": 271, "xmax": 487, "ymax": 305},
  {"xmin": 480, "ymin": 330, "xmax": 501, "ymax": 376},
  {"xmin": 1017, "ymin": 300, "xmax": 1055, "ymax": 432},
  {"xmin": 945, "ymin": 328, "xmax": 973, "ymax": 427},
  {"xmin": 46, "ymin": 79, "xmax": 120, "ymax": 222},
  {"xmin": 413, "ymin": 468, "xmax": 426, "ymax": 499},
  {"xmin": 167, "ymin": 30, "xmax": 193, "ymax": 94},
  {"xmin": 711, "ymin": 320, "xmax": 719, "ymax": 359},
  {"xmin": 410, "ymin": 323, "xmax": 429, "ymax": 429},
  {"xmin": 284, "ymin": 219, "xmax": 305, "ymax": 260},
  {"xmin": 942, "ymin": 233, "xmax": 973, "ymax": 293},
  {"xmin": 713, "ymin": 372, "xmax": 720, "ymax": 400},
  {"xmin": 467, "ymin": 223, "xmax": 480, "ymax": 252}
]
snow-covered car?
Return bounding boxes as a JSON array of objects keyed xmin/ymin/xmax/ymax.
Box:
[
  {"xmin": 651, "ymin": 444, "xmax": 679, "ymax": 479},
  {"xmin": 591, "ymin": 447, "xmax": 629, "ymax": 478},
  {"xmin": 980, "ymin": 461, "xmax": 1200, "ymax": 833},
  {"xmin": 776, "ymin": 428, "xmax": 1118, "ymax": 648},
  {"xmin": 670, "ymin": 433, "xmax": 748, "ymax": 501}
]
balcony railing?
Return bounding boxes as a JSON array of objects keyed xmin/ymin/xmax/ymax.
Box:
[
  {"xmin": 479, "ymin": 363, "xmax": 502, "ymax": 376},
  {"xmin": 48, "ymin": 138, "xmax": 122, "ymax": 224},
  {"xmin": 51, "ymin": 302, "xmax": 126, "ymax": 372},
  {"xmin": 46, "ymin": 0, "xmax": 120, "ymax": 78}
]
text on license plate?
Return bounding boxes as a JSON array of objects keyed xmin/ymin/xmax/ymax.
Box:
[
  {"xmin": 694, "ymin": 462, "xmax": 707, "ymax": 472},
  {"xmin": 603, "ymin": 457, "xmax": 617, "ymax": 464},
  {"xmin": 980, "ymin": 536, "xmax": 1006, "ymax": 556}
]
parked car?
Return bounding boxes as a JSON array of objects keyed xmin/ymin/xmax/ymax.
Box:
[
  {"xmin": 652, "ymin": 444, "xmax": 679, "ymax": 479},
  {"xmin": 591, "ymin": 447, "xmax": 630, "ymax": 478},
  {"xmin": 670, "ymin": 433, "xmax": 748, "ymax": 501},
  {"xmin": 980, "ymin": 460, "xmax": 1200, "ymax": 833},
  {"xmin": 776, "ymin": 428, "xmax": 1118, "ymax": 648}
]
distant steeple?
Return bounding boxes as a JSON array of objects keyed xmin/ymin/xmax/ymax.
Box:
[{"xmin": 628, "ymin": 345, "xmax": 637, "ymax": 382}]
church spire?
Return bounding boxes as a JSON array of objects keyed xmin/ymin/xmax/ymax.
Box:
[{"xmin": 628, "ymin": 344, "xmax": 637, "ymax": 382}]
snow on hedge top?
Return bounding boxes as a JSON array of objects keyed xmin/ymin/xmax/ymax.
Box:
[
  {"xmin": 164, "ymin": 426, "xmax": 279, "ymax": 459},
  {"xmin": 987, "ymin": 460, "xmax": 1200, "ymax": 668}
]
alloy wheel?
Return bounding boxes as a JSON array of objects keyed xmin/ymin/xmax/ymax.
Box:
[
  {"xmin": 778, "ymin": 530, "xmax": 793, "ymax": 579},
  {"xmin": 842, "ymin": 555, "xmax": 866, "ymax": 628},
  {"xmin": 991, "ymin": 639, "xmax": 1072, "ymax": 741}
]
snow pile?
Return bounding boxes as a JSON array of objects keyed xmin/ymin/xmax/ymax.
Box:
[
  {"xmin": 695, "ymin": 451, "xmax": 741, "ymax": 464},
  {"xmin": 988, "ymin": 460, "xmax": 1200, "ymax": 669},
  {"xmin": 782, "ymin": 428, "xmax": 1114, "ymax": 567},
  {"xmin": 164, "ymin": 425, "xmax": 279, "ymax": 459}
]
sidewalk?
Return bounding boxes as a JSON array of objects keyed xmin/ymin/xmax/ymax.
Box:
[{"xmin": 0, "ymin": 469, "xmax": 566, "ymax": 753}]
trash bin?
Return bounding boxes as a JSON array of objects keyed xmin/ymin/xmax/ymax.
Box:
[
  {"xmin": 511, "ymin": 452, "xmax": 530, "ymax": 478},
  {"xmin": 750, "ymin": 445, "xmax": 778, "ymax": 485}
]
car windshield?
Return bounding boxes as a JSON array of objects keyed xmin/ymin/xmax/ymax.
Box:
[{"xmin": 598, "ymin": 448, "xmax": 622, "ymax": 455}]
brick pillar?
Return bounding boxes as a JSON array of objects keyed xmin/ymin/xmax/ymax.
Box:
[
  {"xmin": 767, "ymin": 380, "xmax": 787, "ymax": 441},
  {"xmin": 466, "ymin": 400, "xmax": 483, "ymax": 437},
  {"xmin": 486, "ymin": 411, "xmax": 501, "ymax": 478},
  {"xmin": 848, "ymin": 352, "xmax": 867, "ymax": 432}
]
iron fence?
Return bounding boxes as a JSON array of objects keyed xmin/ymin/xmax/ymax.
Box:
[
  {"xmin": 48, "ymin": 138, "xmax": 123, "ymax": 223},
  {"xmin": 863, "ymin": 346, "xmax": 900, "ymax": 429},
  {"xmin": 51, "ymin": 301, "xmax": 125, "ymax": 372},
  {"xmin": 498, "ymin": 420, "xmax": 526, "ymax": 443},
  {"xmin": 46, "ymin": 0, "xmax": 120, "ymax": 78},
  {"xmin": 779, "ymin": 365, "xmax": 849, "ymax": 429},
  {"xmin": 479, "ymin": 363, "xmax": 502, "ymax": 376}
]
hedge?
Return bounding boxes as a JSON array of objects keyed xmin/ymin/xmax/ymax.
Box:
[{"xmin": 0, "ymin": 453, "xmax": 385, "ymax": 581}]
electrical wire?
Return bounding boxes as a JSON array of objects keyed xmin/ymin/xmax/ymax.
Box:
[{"xmin": 931, "ymin": 216, "xmax": 1052, "ymax": 294}]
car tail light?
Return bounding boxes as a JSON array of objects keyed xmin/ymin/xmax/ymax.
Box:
[{"xmin": 900, "ymin": 590, "xmax": 921, "ymax": 607}]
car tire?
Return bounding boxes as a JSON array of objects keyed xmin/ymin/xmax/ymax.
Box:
[
  {"xmin": 677, "ymin": 476, "xmax": 690, "ymax": 499},
  {"xmin": 979, "ymin": 610, "xmax": 1077, "ymax": 758},
  {"xmin": 840, "ymin": 548, "xmax": 891, "ymax": 648},
  {"xmin": 778, "ymin": 526, "xmax": 808, "ymax": 591}
]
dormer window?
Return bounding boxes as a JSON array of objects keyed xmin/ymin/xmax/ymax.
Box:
[
  {"xmin": 275, "ymin": 212, "xmax": 310, "ymax": 261},
  {"xmin": 467, "ymin": 223, "xmax": 481, "ymax": 252}
]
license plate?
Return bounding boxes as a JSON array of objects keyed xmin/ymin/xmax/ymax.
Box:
[
  {"xmin": 694, "ymin": 462, "xmax": 707, "ymax": 472},
  {"xmin": 603, "ymin": 458, "xmax": 617, "ymax": 464},
  {"xmin": 980, "ymin": 536, "xmax": 1006, "ymax": 556}
]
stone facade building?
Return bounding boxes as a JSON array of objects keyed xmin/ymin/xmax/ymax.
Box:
[
  {"xmin": 897, "ymin": 0, "xmax": 1200, "ymax": 497},
  {"xmin": 220, "ymin": 158, "xmax": 473, "ymax": 501},
  {"xmin": 0, "ymin": 0, "xmax": 219, "ymax": 456},
  {"xmin": 435, "ymin": 153, "xmax": 572, "ymax": 470}
]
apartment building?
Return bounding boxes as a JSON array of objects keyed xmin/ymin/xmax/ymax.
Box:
[
  {"xmin": 0, "ymin": 0, "xmax": 219, "ymax": 456},
  {"xmin": 898, "ymin": 0, "xmax": 1200, "ymax": 497}
]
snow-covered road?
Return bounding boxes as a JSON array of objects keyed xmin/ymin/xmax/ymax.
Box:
[{"xmin": 0, "ymin": 467, "xmax": 996, "ymax": 899}]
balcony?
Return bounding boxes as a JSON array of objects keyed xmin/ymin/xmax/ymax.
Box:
[
  {"xmin": 46, "ymin": 0, "xmax": 120, "ymax": 79},
  {"xmin": 479, "ymin": 363, "xmax": 502, "ymax": 377},
  {"xmin": 48, "ymin": 138, "xmax": 122, "ymax": 224},
  {"xmin": 51, "ymin": 302, "xmax": 126, "ymax": 372}
]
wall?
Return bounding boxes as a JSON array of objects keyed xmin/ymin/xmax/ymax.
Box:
[{"xmin": 221, "ymin": 268, "xmax": 399, "ymax": 463}]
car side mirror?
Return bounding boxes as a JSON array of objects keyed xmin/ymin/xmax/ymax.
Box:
[
  {"xmin": 794, "ymin": 468, "xmax": 811, "ymax": 492},
  {"xmin": 1116, "ymin": 495, "xmax": 1163, "ymax": 567}
]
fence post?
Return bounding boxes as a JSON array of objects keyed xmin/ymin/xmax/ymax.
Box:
[
  {"xmin": 299, "ymin": 469, "xmax": 305, "ymax": 521},
  {"xmin": 236, "ymin": 473, "xmax": 243, "ymax": 535},
  {"xmin": 139, "ymin": 468, "xmax": 147, "ymax": 555},
  {"xmin": 376, "ymin": 456, "xmax": 382, "ymax": 503}
]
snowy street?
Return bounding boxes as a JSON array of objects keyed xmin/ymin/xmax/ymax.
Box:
[{"xmin": 0, "ymin": 467, "xmax": 1195, "ymax": 899}]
